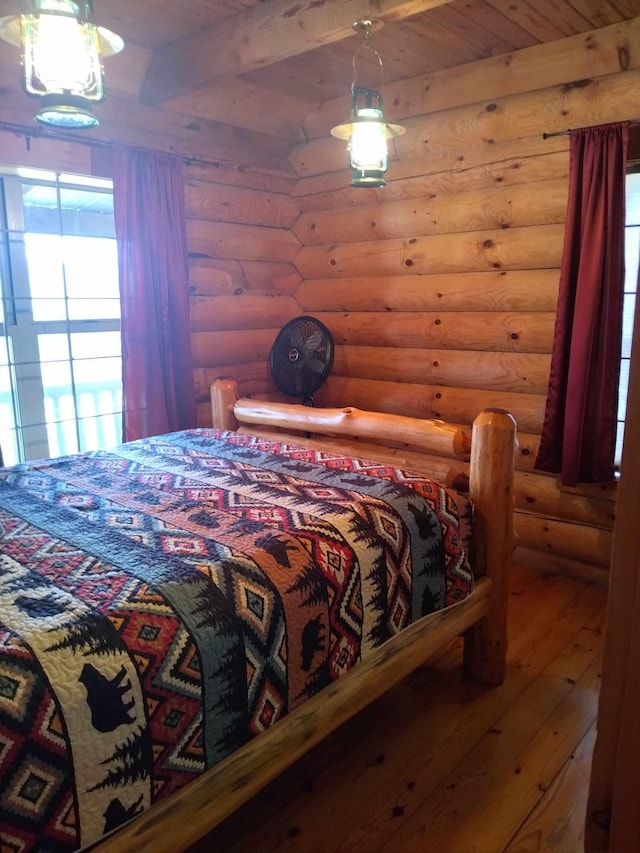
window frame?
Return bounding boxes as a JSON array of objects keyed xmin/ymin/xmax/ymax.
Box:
[
  {"xmin": 0, "ymin": 168, "xmax": 122, "ymax": 464},
  {"xmin": 617, "ymin": 129, "xmax": 640, "ymax": 471}
]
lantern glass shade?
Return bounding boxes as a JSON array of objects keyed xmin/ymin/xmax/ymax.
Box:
[
  {"xmin": 350, "ymin": 109, "xmax": 388, "ymax": 176},
  {"xmin": 0, "ymin": 0, "xmax": 123, "ymax": 129},
  {"xmin": 23, "ymin": 8, "xmax": 103, "ymax": 98},
  {"xmin": 331, "ymin": 87, "xmax": 405, "ymax": 188}
]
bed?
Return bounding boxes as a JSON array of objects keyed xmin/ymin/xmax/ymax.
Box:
[{"xmin": 0, "ymin": 378, "xmax": 516, "ymax": 852}]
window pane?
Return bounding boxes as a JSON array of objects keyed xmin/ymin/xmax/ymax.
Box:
[
  {"xmin": 67, "ymin": 298, "xmax": 120, "ymax": 321},
  {"xmin": 626, "ymin": 226, "xmax": 640, "ymax": 290},
  {"xmin": 74, "ymin": 357, "xmax": 122, "ymax": 417},
  {"xmin": 58, "ymin": 188, "xmax": 115, "ymax": 237},
  {"xmin": 25, "ymin": 233, "xmax": 120, "ymax": 322},
  {"xmin": 618, "ymin": 358, "xmax": 630, "ymax": 422},
  {"xmin": 627, "ymin": 172, "xmax": 640, "ymax": 226},
  {"xmin": 615, "ymin": 420, "xmax": 626, "ymax": 468},
  {"xmin": 619, "ymin": 171, "xmax": 640, "ymax": 469},
  {"xmin": 58, "ymin": 174, "xmax": 111, "ymax": 190},
  {"xmin": 41, "ymin": 359, "xmax": 76, "ymax": 425},
  {"xmin": 25, "ymin": 233, "xmax": 67, "ymax": 319},
  {"xmin": 0, "ymin": 340, "xmax": 17, "ymax": 466},
  {"xmin": 0, "ymin": 182, "xmax": 8, "ymax": 327},
  {"xmin": 79, "ymin": 412, "xmax": 122, "ymax": 452},
  {"xmin": 38, "ymin": 333, "xmax": 70, "ymax": 362},
  {"xmin": 38, "ymin": 335, "xmax": 121, "ymax": 451},
  {"xmin": 45, "ymin": 418, "xmax": 79, "ymax": 458},
  {"xmin": 22, "ymin": 183, "xmax": 115, "ymax": 238},
  {"xmin": 16, "ymin": 168, "xmax": 56, "ymax": 182},
  {"xmin": 63, "ymin": 236, "xmax": 119, "ymax": 302},
  {"xmin": 0, "ymin": 429, "xmax": 20, "ymax": 467},
  {"xmin": 622, "ymin": 294, "xmax": 636, "ymax": 359},
  {"xmin": 21, "ymin": 183, "xmax": 59, "ymax": 233},
  {"xmin": 70, "ymin": 331, "xmax": 121, "ymax": 360}
]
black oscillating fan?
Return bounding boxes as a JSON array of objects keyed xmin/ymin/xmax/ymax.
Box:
[{"xmin": 270, "ymin": 316, "xmax": 334, "ymax": 405}]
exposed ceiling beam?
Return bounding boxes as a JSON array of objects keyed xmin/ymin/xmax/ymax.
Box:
[{"xmin": 139, "ymin": 0, "xmax": 454, "ymax": 106}]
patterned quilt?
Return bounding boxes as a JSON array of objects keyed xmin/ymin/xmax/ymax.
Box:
[{"xmin": 0, "ymin": 428, "xmax": 473, "ymax": 851}]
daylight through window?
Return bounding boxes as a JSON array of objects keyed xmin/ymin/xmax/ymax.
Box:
[
  {"xmin": 0, "ymin": 168, "xmax": 122, "ymax": 466},
  {"xmin": 618, "ymin": 167, "xmax": 640, "ymax": 467}
]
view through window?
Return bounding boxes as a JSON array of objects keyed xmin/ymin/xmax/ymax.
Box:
[
  {"xmin": 619, "ymin": 167, "xmax": 640, "ymax": 466},
  {"xmin": 0, "ymin": 168, "xmax": 122, "ymax": 466}
]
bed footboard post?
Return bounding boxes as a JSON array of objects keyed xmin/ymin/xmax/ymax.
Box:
[
  {"xmin": 463, "ymin": 408, "xmax": 517, "ymax": 687},
  {"xmin": 211, "ymin": 378, "xmax": 239, "ymax": 430}
]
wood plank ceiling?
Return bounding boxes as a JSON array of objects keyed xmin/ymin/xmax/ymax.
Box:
[{"xmin": 0, "ymin": 0, "xmax": 639, "ymax": 153}]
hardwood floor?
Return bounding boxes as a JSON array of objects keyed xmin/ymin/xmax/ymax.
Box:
[{"xmin": 191, "ymin": 564, "xmax": 607, "ymax": 853}]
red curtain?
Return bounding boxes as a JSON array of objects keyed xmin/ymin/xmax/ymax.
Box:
[
  {"xmin": 535, "ymin": 122, "xmax": 629, "ymax": 486},
  {"xmin": 113, "ymin": 146, "xmax": 197, "ymax": 441}
]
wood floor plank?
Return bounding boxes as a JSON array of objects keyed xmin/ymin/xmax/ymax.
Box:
[
  {"xmin": 197, "ymin": 566, "xmax": 605, "ymax": 853},
  {"xmin": 504, "ymin": 722, "xmax": 597, "ymax": 853},
  {"xmin": 319, "ymin": 584, "xmax": 604, "ymax": 853},
  {"xmin": 382, "ymin": 631, "xmax": 603, "ymax": 851}
]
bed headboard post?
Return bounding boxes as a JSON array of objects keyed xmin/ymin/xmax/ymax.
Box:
[
  {"xmin": 463, "ymin": 408, "xmax": 517, "ymax": 687},
  {"xmin": 211, "ymin": 378, "xmax": 239, "ymax": 431}
]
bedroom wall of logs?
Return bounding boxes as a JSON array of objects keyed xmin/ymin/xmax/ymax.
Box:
[{"xmin": 1, "ymin": 14, "xmax": 638, "ymax": 585}]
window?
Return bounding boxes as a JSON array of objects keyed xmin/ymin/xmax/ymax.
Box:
[
  {"xmin": 0, "ymin": 168, "xmax": 122, "ymax": 466},
  {"xmin": 618, "ymin": 167, "xmax": 640, "ymax": 467}
]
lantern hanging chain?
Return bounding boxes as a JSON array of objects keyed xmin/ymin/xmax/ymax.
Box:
[{"xmin": 350, "ymin": 19, "xmax": 385, "ymax": 96}]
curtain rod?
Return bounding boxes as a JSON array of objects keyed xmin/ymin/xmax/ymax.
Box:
[
  {"xmin": 0, "ymin": 118, "xmax": 227, "ymax": 170},
  {"xmin": 543, "ymin": 119, "xmax": 640, "ymax": 139}
]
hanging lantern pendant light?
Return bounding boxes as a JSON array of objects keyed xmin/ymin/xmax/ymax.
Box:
[
  {"xmin": 0, "ymin": 0, "xmax": 124, "ymax": 129},
  {"xmin": 330, "ymin": 19, "xmax": 405, "ymax": 188}
]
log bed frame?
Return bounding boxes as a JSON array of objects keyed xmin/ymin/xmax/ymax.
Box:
[{"xmin": 95, "ymin": 378, "xmax": 517, "ymax": 853}]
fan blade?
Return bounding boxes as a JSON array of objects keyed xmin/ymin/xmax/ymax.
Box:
[
  {"xmin": 305, "ymin": 357, "xmax": 325, "ymax": 373},
  {"xmin": 290, "ymin": 324, "xmax": 320, "ymax": 350}
]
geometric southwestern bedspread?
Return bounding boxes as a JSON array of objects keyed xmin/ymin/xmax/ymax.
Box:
[{"xmin": 0, "ymin": 428, "xmax": 473, "ymax": 851}]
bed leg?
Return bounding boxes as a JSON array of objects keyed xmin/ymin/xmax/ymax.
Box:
[
  {"xmin": 463, "ymin": 408, "xmax": 517, "ymax": 687},
  {"xmin": 211, "ymin": 378, "xmax": 240, "ymax": 430}
]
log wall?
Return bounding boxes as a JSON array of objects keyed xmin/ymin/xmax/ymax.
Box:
[
  {"xmin": 286, "ymin": 16, "xmax": 640, "ymax": 582},
  {"xmin": 184, "ymin": 160, "xmax": 302, "ymax": 423}
]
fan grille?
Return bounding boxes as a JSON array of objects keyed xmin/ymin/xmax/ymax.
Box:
[{"xmin": 270, "ymin": 317, "xmax": 334, "ymax": 398}]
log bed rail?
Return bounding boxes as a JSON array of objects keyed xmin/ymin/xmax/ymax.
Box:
[{"xmin": 94, "ymin": 378, "xmax": 516, "ymax": 853}]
